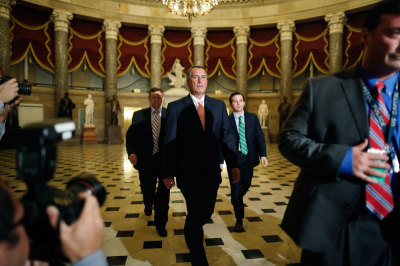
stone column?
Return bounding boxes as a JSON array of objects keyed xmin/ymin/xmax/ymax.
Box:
[
  {"xmin": 234, "ymin": 26, "xmax": 250, "ymax": 95},
  {"xmin": 0, "ymin": 0, "xmax": 15, "ymax": 75},
  {"xmin": 191, "ymin": 27, "xmax": 207, "ymax": 66},
  {"xmin": 148, "ymin": 25, "xmax": 165, "ymax": 89},
  {"xmin": 52, "ymin": 9, "xmax": 73, "ymax": 116},
  {"xmin": 325, "ymin": 12, "xmax": 346, "ymax": 74},
  {"xmin": 277, "ymin": 21, "xmax": 295, "ymax": 101},
  {"xmin": 103, "ymin": 19, "xmax": 121, "ymax": 139}
]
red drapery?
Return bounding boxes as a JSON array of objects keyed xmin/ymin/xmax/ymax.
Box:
[{"xmin": 10, "ymin": 4, "xmax": 366, "ymax": 80}]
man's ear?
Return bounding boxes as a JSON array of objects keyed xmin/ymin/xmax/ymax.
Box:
[{"xmin": 360, "ymin": 28, "xmax": 370, "ymax": 47}]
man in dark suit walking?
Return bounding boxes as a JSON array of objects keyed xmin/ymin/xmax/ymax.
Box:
[
  {"xmin": 279, "ymin": 1, "xmax": 400, "ymax": 265},
  {"xmin": 228, "ymin": 92, "xmax": 268, "ymax": 232},
  {"xmin": 126, "ymin": 88, "xmax": 170, "ymax": 237},
  {"xmin": 162, "ymin": 66, "xmax": 240, "ymax": 265}
]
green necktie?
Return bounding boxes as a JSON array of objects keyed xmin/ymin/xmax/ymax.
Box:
[{"xmin": 239, "ymin": 116, "xmax": 248, "ymax": 155}]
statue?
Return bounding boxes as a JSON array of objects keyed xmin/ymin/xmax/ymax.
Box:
[
  {"xmin": 278, "ymin": 97, "xmax": 291, "ymax": 133},
  {"xmin": 84, "ymin": 94, "xmax": 94, "ymax": 125},
  {"xmin": 58, "ymin": 92, "xmax": 75, "ymax": 119},
  {"xmin": 167, "ymin": 59, "xmax": 186, "ymax": 88},
  {"xmin": 258, "ymin": 100, "xmax": 269, "ymax": 128},
  {"xmin": 107, "ymin": 94, "xmax": 121, "ymax": 126}
]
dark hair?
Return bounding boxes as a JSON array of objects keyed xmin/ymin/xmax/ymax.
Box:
[
  {"xmin": 186, "ymin": 66, "xmax": 207, "ymax": 80},
  {"xmin": 0, "ymin": 182, "xmax": 19, "ymax": 246},
  {"xmin": 149, "ymin": 87, "xmax": 163, "ymax": 96},
  {"xmin": 363, "ymin": 0, "xmax": 400, "ymax": 32},
  {"xmin": 229, "ymin": 92, "xmax": 245, "ymax": 104}
]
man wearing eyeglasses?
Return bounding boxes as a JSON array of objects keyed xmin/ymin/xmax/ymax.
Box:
[
  {"xmin": 0, "ymin": 180, "xmax": 107, "ymax": 266},
  {"xmin": 162, "ymin": 66, "xmax": 240, "ymax": 265}
]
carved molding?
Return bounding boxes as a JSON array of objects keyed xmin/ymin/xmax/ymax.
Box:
[
  {"xmin": 325, "ymin": 12, "xmax": 347, "ymax": 34},
  {"xmin": 103, "ymin": 20, "xmax": 121, "ymax": 40},
  {"xmin": 277, "ymin": 21, "xmax": 295, "ymax": 42},
  {"xmin": 233, "ymin": 26, "xmax": 250, "ymax": 45},
  {"xmin": 51, "ymin": 9, "xmax": 73, "ymax": 33},
  {"xmin": 191, "ymin": 27, "xmax": 207, "ymax": 46},
  {"xmin": 148, "ymin": 25, "xmax": 165, "ymax": 44}
]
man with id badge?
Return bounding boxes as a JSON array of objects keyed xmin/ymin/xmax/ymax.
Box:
[{"xmin": 278, "ymin": 1, "xmax": 400, "ymax": 265}]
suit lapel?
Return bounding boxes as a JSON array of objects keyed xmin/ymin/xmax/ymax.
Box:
[
  {"xmin": 339, "ymin": 68, "xmax": 369, "ymax": 139},
  {"xmin": 229, "ymin": 114, "xmax": 239, "ymax": 137}
]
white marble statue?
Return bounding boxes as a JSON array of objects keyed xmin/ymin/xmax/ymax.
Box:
[
  {"xmin": 167, "ymin": 59, "xmax": 186, "ymax": 89},
  {"xmin": 258, "ymin": 100, "xmax": 269, "ymax": 128},
  {"xmin": 84, "ymin": 94, "xmax": 94, "ymax": 125}
]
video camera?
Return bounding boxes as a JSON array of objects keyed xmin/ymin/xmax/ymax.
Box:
[
  {"xmin": 17, "ymin": 120, "xmax": 106, "ymax": 264},
  {"xmin": 0, "ymin": 75, "xmax": 31, "ymax": 103}
]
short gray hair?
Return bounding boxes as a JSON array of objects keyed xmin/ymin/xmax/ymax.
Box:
[{"xmin": 186, "ymin": 66, "xmax": 207, "ymax": 80}]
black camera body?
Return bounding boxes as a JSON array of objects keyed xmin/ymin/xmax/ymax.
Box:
[
  {"xmin": 0, "ymin": 75, "xmax": 31, "ymax": 103},
  {"xmin": 17, "ymin": 120, "xmax": 106, "ymax": 264}
]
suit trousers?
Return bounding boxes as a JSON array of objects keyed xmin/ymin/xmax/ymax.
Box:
[
  {"xmin": 228, "ymin": 154, "xmax": 253, "ymax": 221},
  {"xmin": 301, "ymin": 210, "xmax": 400, "ymax": 266},
  {"xmin": 181, "ymin": 182, "xmax": 219, "ymax": 266},
  {"xmin": 138, "ymin": 153, "xmax": 170, "ymax": 228}
]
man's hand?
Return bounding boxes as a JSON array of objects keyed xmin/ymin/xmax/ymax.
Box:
[
  {"xmin": 46, "ymin": 193, "xmax": 104, "ymax": 263},
  {"xmin": 163, "ymin": 177, "xmax": 175, "ymax": 189},
  {"xmin": 0, "ymin": 98, "xmax": 21, "ymax": 123},
  {"xmin": 0, "ymin": 78, "xmax": 18, "ymax": 103},
  {"xmin": 260, "ymin": 157, "xmax": 268, "ymax": 167},
  {"xmin": 128, "ymin": 153, "xmax": 137, "ymax": 165},
  {"xmin": 230, "ymin": 168, "xmax": 240, "ymax": 183},
  {"xmin": 352, "ymin": 138, "xmax": 390, "ymax": 184}
]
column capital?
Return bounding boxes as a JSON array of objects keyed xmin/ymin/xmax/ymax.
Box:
[
  {"xmin": 103, "ymin": 20, "xmax": 121, "ymax": 40},
  {"xmin": 0, "ymin": 0, "xmax": 15, "ymax": 20},
  {"xmin": 233, "ymin": 26, "xmax": 250, "ymax": 45},
  {"xmin": 51, "ymin": 9, "xmax": 73, "ymax": 33},
  {"xmin": 325, "ymin": 12, "xmax": 347, "ymax": 34},
  {"xmin": 191, "ymin": 27, "xmax": 207, "ymax": 46},
  {"xmin": 277, "ymin": 21, "xmax": 296, "ymax": 42},
  {"xmin": 148, "ymin": 25, "xmax": 165, "ymax": 44}
]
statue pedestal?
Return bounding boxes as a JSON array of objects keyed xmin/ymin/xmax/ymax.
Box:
[
  {"xmin": 164, "ymin": 87, "xmax": 188, "ymax": 106},
  {"xmin": 81, "ymin": 125, "xmax": 97, "ymax": 143},
  {"xmin": 108, "ymin": 125, "xmax": 123, "ymax": 144},
  {"xmin": 262, "ymin": 127, "xmax": 270, "ymax": 145}
]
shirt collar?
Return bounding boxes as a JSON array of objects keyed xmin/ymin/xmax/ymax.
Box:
[
  {"xmin": 233, "ymin": 112, "xmax": 244, "ymax": 119},
  {"xmin": 151, "ymin": 106, "xmax": 161, "ymax": 113},
  {"xmin": 190, "ymin": 94, "xmax": 205, "ymax": 106},
  {"xmin": 360, "ymin": 66, "xmax": 399, "ymax": 95}
]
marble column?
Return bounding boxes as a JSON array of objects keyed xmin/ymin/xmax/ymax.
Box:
[
  {"xmin": 191, "ymin": 27, "xmax": 207, "ymax": 67},
  {"xmin": 103, "ymin": 19, "xmax": 121, "ymax": 139},
  {"xmin": 52, "ymin": 9, "xmax": 73, "ymax": 116},
  {"xmin": 148, "ymin": 25, "xmax": 165, "ymax": 89},
  {"xmin": 0, "ymin": 0, "xmax": 15, "ymax": 75},
  {"xmin": 325, "ymin": 12, "xmax": 346, "ymax": 74},
  {"xmin": 234, "ymin": 26, "xmax": 250, "ymax": 95},
  {"xmin": 277, "ymin": 21, "xmax": 295, "ymax": 102}
]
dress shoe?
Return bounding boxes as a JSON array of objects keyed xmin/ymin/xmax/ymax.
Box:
[
  {"xmin": 234, "ymin": 221, "xmax": 244, "ymax": 232},
  {"xmin": 156, "ymin": 227, "xmax": 167, "ymax": 237},
  {"xmin": 144, "ymin": 206, "xmax": 152, "ymax": 216}
]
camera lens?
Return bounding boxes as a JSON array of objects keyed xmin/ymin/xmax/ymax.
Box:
[
  {"xmin": 18, "ymin": 82, "xmax": 32, "ymax": 95},
  {"xmin": 66, "ymin": 173, "xmax": 106, "ymax": 206}
]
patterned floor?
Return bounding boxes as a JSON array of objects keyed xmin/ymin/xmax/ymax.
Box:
[{"xmin": 0, "ymin": 141, "xmax": 301, "ymax": 266}]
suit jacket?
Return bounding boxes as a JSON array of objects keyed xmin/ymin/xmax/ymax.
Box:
[
  {"xmin": 126, "ymin": 106, "xmax": 167, "ymax": 171},
  {"xmin": 278, "ymin": 67, "xmax": 373, "ymax": 252},
  {"xmin": 229, "ymin": 112, "xmax": 267, "ymax": 167},
  {"xmin": 162, "ymin": 94, "xmax": 238, "ymax": 191}
]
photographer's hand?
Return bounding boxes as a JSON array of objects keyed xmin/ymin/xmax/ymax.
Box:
[
  {"xmin": 0, "ymin": 78, "xmax": 18, "ymax": 103},
  {"xmin": 46, "ymin": 193, "xmax": 104, "ymax": 263},
  {"xmin": 0, "ymin": 98, "xmax": 22, "ymax": 123}
]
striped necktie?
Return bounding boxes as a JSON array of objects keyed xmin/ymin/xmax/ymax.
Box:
[
  {"xmin": 366, "ymin": 81, "xmax": 394, "ymax": 219},
  {"xmin": 239, "ymin": 116, "xmax": 248, "ymax": 155},
  {"xmin": 152, "ymin": 110, "xmax": 160, "ymax": 155}
]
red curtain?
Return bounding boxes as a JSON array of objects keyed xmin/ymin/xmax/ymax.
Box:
[
  {"xmin": 118, "ymin": 27, "xmax": 150, "ymax": 77},
  {"xmin": 162, "ymin": 30, "xmax": 193, "ymax": 77}
]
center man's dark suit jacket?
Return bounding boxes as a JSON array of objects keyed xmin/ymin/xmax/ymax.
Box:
[
  {"xmin": 162, "ymin": 95, "xmax": 238, "ymax": 191},
  {"xmin": 229, "ymin": 112, "xmax": 267, "ymax": 167},
  {"xmin": 278, "ymin": 67, "xmax": 400, "ymax": 253},
  {"xmin": 126, "ymin": 107, "xmax": 167, "ymax": 171}
]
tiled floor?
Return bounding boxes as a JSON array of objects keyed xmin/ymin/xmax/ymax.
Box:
[{"xmin": 0, "ymin": 141, "xmax": 301, "ymax": 265}]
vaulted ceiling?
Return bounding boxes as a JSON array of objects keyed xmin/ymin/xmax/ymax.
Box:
[{"xmin": 20, "ymin": 0, "xmax": 379, "ymax": 28}]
